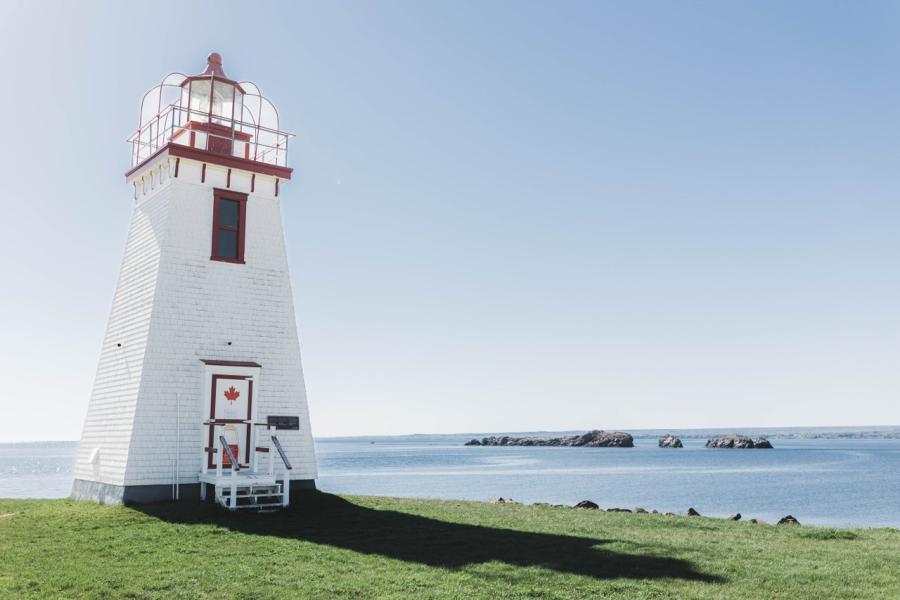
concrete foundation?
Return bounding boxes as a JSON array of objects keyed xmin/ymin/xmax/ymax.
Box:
[{"xmin": 71, "ymin": 478, "xmax": 316, "ymax": 505}]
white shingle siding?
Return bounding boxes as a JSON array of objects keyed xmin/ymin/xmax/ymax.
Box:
[{"xmin": 75, "ymin": 157, "xmax": 316, "ymax": 488}]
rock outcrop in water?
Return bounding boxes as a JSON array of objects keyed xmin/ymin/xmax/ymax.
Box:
[
  {"xmin": 658, "ymin": 434, "xmax": 683, "ymax": 448},
  {"xmin": 705, "ymin": 435, "xmax": 773, "ymax": 449},
  {"xmin": 464, "ymin": 430, "xmax": 634, "ymax": 448}
]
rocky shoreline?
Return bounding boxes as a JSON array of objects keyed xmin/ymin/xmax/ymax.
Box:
[
  {"xmin": 658, "ymin": 434, "xmax": 683, "ymax": 448},
  {"xmin": 465, "ymin": 430, "xmax": 634, "ymax": 447},
  {"xmin": 705, "ymin": 434, "xmax": 773, "ymax": 448},
  {"xmin": 464, "ymin": 431, "xmax": 774, "ymax": 448},
  {"xmin": 490, "ymin": 497, "xmax": 800, "ymax": 525}
]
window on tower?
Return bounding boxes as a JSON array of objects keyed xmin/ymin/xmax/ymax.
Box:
[{"xmin": 211, "ymin": 189, "xmax": 247, "ymax": 263}]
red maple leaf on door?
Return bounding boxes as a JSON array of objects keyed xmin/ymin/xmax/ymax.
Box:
[{"xmin": 223, "ymin": 386, "xmax": 240, "ymax": 403}]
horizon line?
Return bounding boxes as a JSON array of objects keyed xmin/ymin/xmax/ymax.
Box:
[{"xmin": 5, "ymin": 423, "xmax": 900, "ymax": 445}]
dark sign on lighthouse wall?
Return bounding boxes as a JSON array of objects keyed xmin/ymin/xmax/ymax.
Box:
[{"xmin": 267, "ymin": 415, "xmax": 301, "ymax": 430}]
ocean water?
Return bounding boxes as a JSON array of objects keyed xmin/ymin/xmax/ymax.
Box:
[{"xmin": 3, "ymin": 435, "xmax": 900, "ymax": 528}]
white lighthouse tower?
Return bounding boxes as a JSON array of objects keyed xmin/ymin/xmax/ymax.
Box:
[{"xmin": 72, "ymin": 53, "xmax": 317, "ymax": 508}]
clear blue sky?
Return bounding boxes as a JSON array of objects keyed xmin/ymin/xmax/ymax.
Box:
[{"xmin": 1, "ymin": 1, "xmax": 899, "ymax": 441}]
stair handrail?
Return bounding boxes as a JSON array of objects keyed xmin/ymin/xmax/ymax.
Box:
[
  {"xmin": 219, "ymin": 435, "xmax": 241, "ymax": 472},
  {"xmin": 270, "ymin": 434, "xmax": 292, "ymax": 508},
  {"xmin": 270, "ymin": 435, "xmax": 292, "ymax": 470}
]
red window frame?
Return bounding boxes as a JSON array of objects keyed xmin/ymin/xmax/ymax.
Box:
[{"xmin": 211, "ymin": 188, "xmax": 247, "ymax": 263}]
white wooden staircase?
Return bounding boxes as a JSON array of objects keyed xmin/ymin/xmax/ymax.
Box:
[
  {"xmin": 217, "ymin": 482, "xmax": 285, "ymax": 512},
  {"xmin": 199, "ymin": 422, "xmax": 293, "ymax": 511}
]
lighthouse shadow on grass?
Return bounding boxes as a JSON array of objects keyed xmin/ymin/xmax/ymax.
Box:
[{"xmin": 136, "ymin": 492, "xmax": 722, "ymax": 584}]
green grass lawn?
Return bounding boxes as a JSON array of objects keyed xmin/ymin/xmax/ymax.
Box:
[{"xmin": 1, "ymin": 493, "xmax": 898, "ymax": 599}]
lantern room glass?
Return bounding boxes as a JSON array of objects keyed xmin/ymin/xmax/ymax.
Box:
[
  {"xmin": 177, "ymin": 78, "xmax": 245, "ymax": 156},
  {"xmin": 188, "ymin": 79, "xmax": 211, "ymax": 117},
  {"xmin": 212, "ymin": 81, "xmax": 238, "ymax": 124},
  {"xmin": 186, "ymin": 79, "xmax": 243, "ymax": 124}
]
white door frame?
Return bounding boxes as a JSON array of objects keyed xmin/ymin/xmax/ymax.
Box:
[{"xmin": 200, "ymin": 360, "xmax": 262, "ymax": 469}]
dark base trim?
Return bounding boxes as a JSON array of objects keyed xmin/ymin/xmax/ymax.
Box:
[
  {"xmin": 290, "ymin": 479, "xmax": 317, "ymax": 493},
  {"xmin": 72, "ymin": 478, "xmax": 317, "ymax": 505},
  {"xmin": 71, "ymin": 479, "xmax": 203, "ymax": 504}
]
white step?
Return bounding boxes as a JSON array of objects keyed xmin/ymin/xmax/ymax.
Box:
[
  {"xmin": 233, "ymin": 502, "xmax": 284, "ymax": 510},
  {"xmin": 219, "ymin": 485, "xmax": 284, "ymax": 512},
  {"xmin": 215, "ymin": 481, "xmax": 287, "ymax": 511},
  {"xmin": 220, "ymin": 489, "xmax": 282, "ymax": 497},
  {"xmin": 235, "ymin": 488, "xmax": 281, "ymax": 494}
]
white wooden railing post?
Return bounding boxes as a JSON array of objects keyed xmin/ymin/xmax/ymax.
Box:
[
  {"xmin": 216, "ymin": 429, "xmax": 239, "ymax": 511},
  {"xmin": 269, "ymin": 434, "xmax": 292, "ymax": 509},
  {"xmin": 268, "ymin": 426, "xmax": 275, "ymax": 477},
  {"xmin": 200, "ymin": 420, "xmax": 208, "ymax": 503},
  {"xmin": 215, "ymin": 425, "xmax": 223, "ymax": 479},
  {"xmin": 250, "ymin": 421, "xmax": 258, "ymax": 474},
  {"xmin": 230, "ymin": 464, "xmax": 238, "ymax": 511}
]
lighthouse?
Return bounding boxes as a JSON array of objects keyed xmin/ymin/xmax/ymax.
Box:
[{"xmin": 71, "ymin": 53, "xmax": 317, "ymax": 508}]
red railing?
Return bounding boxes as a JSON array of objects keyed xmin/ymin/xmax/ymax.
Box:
[{"xmin": 128, "ymin": 103, "xmax": 292, "ymax": 169}]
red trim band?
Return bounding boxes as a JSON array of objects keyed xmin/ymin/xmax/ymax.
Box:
[{"xmin": 126, "ymin": 142, "xmax": 293, "ymax": 181}]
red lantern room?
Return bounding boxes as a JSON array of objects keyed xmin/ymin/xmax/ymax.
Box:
[{"xmin": 129, "ymin": 52, "xmax": 292, "ymax": 176}]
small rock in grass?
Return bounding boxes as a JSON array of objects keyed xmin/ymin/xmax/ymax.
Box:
[
  {"xmin": 687, "ymin": 507, "xmax": 701, "ymax": 517},
  {"xmin": 634, "ymin": 507, "xmax": 648, "ymax": 513},
  {"xmin": 777, "ymin": 515, "xmax": 800, "ymax": 526},
  {"xmin": 664, "ymin": 512, "xmax": 677, "ymax": 516},
  {"xmin": 574, "ymin": 500, "xmax": 599, "ymax": 509},
  {"xmin": 651, "ymin": 509, "xmax": 659, "ymax": 514},
  {"xmin": 607, "ymin": 508, "xmax": 632, "ymax": 513}
]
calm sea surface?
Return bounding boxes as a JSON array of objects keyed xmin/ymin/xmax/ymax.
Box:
[{"xmin": 3, "ymin": 435, "xmax": 899, "ymax": 528}]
